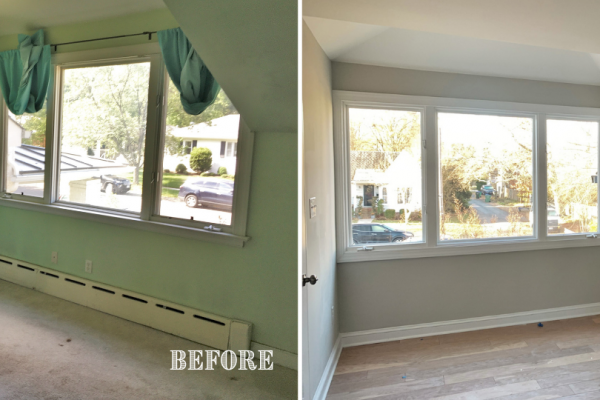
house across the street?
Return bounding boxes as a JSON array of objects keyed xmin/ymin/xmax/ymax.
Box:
[
  {"xmin": 350, "ymin": 150, "xmax": 422, "ymax": 217},
  {"xmin": 164, "ymin": 114, "xmax": 240, "ymax": 174}
]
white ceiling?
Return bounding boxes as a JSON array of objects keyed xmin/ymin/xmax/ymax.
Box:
[
  {"xmin": 0, "ymin": 0, "xmax": 166, "ymax": 37},
  {"xmin": 304, "ymin": 1, "xmax": 600, "ymax": 86}
]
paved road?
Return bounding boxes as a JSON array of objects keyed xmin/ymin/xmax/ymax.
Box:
[{"xmin": 470, "ymin": 197, "xmax": 509, "ymax": 223}]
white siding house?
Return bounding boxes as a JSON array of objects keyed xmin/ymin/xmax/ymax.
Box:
[
  {"xmin": 164, "ymin": 114, "xmax": 240, "ymax": 175},
  {"xmin": 351, "ymin": 151, "xmax": 422, "ymax": 216}
]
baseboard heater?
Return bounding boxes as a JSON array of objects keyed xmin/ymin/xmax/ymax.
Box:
[{"xmin": 0, "ymin": 255, "xmax": 252, "ymax": 352}]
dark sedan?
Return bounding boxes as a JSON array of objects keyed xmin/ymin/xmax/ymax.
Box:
[
  {"xmin": 352, "ymin": 224, "xmax": 414, "ymax": 244},
  {"xmin": 100, "ymin": 175, "xmax": 131, "ymax": 194},
  {"xmin": 178, "ymin": 178, "xmax": 234, "ymax": 210}
]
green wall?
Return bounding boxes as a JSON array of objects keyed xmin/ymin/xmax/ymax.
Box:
[
  {"xmin": 0, "ymin": 9, "xmax": 178, "ymax": 52},
  {"xmin": 0, "ymin": 10, "xmax": 297, "ymax": 354}
]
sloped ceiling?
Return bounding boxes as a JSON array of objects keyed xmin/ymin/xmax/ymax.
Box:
[
  {"xmin": 304, "ymin": 0, "xmax": 600, "ymax": 55},
  {"xmin": 0, "ymin": 0, "xmax": 165, "ymax": 37},
  {"xmin": 304, "ymin": 1, "xmax": 600, "ymax": 86},
  {"xmin": 163, "ymin": 0, "xmax": 297, "ymax": 133}
]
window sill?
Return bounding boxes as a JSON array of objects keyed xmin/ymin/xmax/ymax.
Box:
[
  {"xmin": 339, "ymin": 235, "xmax": 600, "ymax": 263},
  {"xmin": 0, "ymin": 198, "xmax": 250, "ymax": 248}
]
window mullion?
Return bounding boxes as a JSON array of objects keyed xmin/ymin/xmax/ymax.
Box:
[
  {"xmin": 425, "ymin": 106, "xmax": 438, "ymax": 246},
  {"xmin": 140, "ymin": 54, "xmax": 165, "ymax": 221},
  {"xmin": 536, "ymin": 113, "xmax": 548, "ymax": 240},
  {"xmin": 45, "ymin": 66, "xmax": 61, "ymax": 205},
  {"xmin": 0, "ymin": 99, "xmax": 6, "ymax": 195}
]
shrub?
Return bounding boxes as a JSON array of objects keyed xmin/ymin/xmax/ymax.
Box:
[
  {"xmin": 190, "ymin": 147, "xmax": 212, "ymax": 173},
  {"xmin": 164, "ymin": 169, "xmax": 170, "ymax": 173},
  {"xmin": 375, "ymin": 197, "xmax": 384, "ymax": 217},
  {"xmin": 217, "ymin": 166, "xmax": 228, "ymax": 176},
  {"xmin": 201, "ymin": 172, "xmax": 219, "ymax": 177},
  {"xmin": 175, "ymin": 164, "xmax": 187, "ymax": 174},
  {"xmin": 354, "ymin": 197, "xmax": 363, "ymax": 218},
  {"xmin": 384, "ymin": 209, "xmax": 396, "ymax": 220},
  {"xmin": 409, "ymin": 210, "xmax": 422, "ymax": 222},
  {"xmin": 221, "ymin": 174, "xmax": 235, "ymax": 180}
]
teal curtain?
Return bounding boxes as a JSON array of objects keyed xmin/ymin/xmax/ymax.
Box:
[
  {"xmin": 158, "ymin": 28, "xmax": 220, "ymax": 116},
  {"xmin": 0, "ymin": 30, "xmax": 51, "ymax": 115}
]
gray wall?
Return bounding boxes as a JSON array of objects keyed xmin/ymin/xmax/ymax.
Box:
[
  {"xmin": 333, "ymin": 61, "xmax": 600, "ymax": 334},
  {"xmin": 303, "ymin": 23, "xmax": 338, "ymax": 398},
  {"xmin": 332, "ymin": 62, "xmax": 600, "ymax": 109}
]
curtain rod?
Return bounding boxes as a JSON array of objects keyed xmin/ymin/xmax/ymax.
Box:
[{"xmin": 50, "ymin": 31, "xmax": 157, "ymax": 52}]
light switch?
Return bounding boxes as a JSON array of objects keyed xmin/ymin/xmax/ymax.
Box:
[{"xmin": 309, "ymin": 197, "xmax": 317, "ymax": 219}]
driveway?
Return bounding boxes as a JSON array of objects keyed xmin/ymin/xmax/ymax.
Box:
[{"xmin": 470, "ymin": 197, "xmax": 509, "ymax": 223}]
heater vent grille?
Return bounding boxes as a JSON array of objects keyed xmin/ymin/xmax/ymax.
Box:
[{"xmin": 0, "ymin": 256, "xmax": 252, "ymax": 352}]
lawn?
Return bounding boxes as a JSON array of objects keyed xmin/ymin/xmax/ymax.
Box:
[{"xmin": 124, "ymin": 171, "xmax": 192, "ymax": 189}]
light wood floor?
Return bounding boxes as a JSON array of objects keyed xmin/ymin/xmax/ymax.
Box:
[{"xmin": 327, "ymin": 316, "xmax": 600, "ymax": 399}]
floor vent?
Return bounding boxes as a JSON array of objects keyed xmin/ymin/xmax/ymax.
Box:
[{"xmin": 0, "ymin": 256, "xmax": 252, "ymax": 352}]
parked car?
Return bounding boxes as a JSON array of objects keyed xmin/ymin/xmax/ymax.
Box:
[
  {"xmin": 100, "ymin": 175, "xmax": 131, "ymax": 194},
  {"xmin": 480, "ymin": 185, "xmax": 495, "ymax": 195},
  {"xmin": 178, "ymin": 178, "xmax": 234, "ymax": 209},
  {"xmin": 528, "ymin": 208, "xmax": 563, "ymax": 233},
  {"xmin": 352, "ymin": 223, "xmax": 414, "ymax": 244}
]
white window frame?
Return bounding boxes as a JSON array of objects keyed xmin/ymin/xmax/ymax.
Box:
[
  {"xmin": 0, "ymin": 43, "xmax": 253, "ymax": 247},
  {"xmin": 333, "ymin": 90, "xmax": 600, "ymax": 262}
]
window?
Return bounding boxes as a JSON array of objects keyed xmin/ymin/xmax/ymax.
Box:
[
  {"xmin": 157, "ymin": 74, "xmax": 240, "ymax": 226},
  {"xmin": 334, "ymin": 91, "xmax": 600, "ymax": 262},
  {"xmin": 397, "ymin": 188, "xmax": 411, "ymax": 204},
  {"xmin": 5, "ymin": 104, "xmax": 47, "ymax": 198},
  {"xmin": 438, "ymin": 113, "xmax": 534, "ymax": 241},
  {"xmin": 547, "ymin": 120, "xmax": 598, "ymax": 236},
  {"xmin": 0, "ymin": 44, "xmax": 253, "ymax": 247},
  {"xmin": 58, "ymin": 62, "xmax": 151, "ymax": 213},
  {"xmin": 348, "ymin": 107, "xmax": 423, "ymax": 245},
  {"xmin": 183, "ymin": 141, "xmax": 193, "ymax": 155}
]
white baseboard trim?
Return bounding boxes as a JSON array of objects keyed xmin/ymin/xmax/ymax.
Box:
[
  {"xmin": 250, "ymin": 341, "xmax": 297, "ymax": 370},
  {"xmin": 341, "ymin": 302, "xmax": 600, "ymax": 348},
  {"xmin": 312, "ymin": 336, "xmax": 342, "ymax": 400},
  {"xmin": 0, "ymin": 254, "xmax": 292, "ymax": 368}
]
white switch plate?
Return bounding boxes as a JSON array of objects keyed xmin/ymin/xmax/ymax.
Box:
[
  {"xmin": 309, "ymin": 197, "xmax": 317, "ymax": 219},
  {"xmin": 85, "ymin": 260, "xmax": 93, "ymax": 274},
  {"xmin": 51, "ymin": 251, "xmax": 58, "ymax": 264}
]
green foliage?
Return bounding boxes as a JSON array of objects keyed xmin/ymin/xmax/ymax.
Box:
[
  {"xmin": 87, "ymin": 148, "xmax": 94, "ymax": 156},
  {"xmin": 201, "ymin": 171, "xmax": 218, "ymax": 177},
  {"xmin": 384, "ymin": 209, "xmax": 396, "ymax": 219},
  {"xmin": 12, "ymin": 105, "xmax": 47, "ymax": 147},
  {"xmin": 442, "ymin": 163, "xmax": 473, "ymax": 213},
  {"xmin": 475, "ymin": 180, "xmax": 486, "ymax": 191},
  {"xmin": 190, "ymin": 147, "xmax": 212, "ymax": 173},
  {"xmin": 164, "ymin": 169, "xmax": 170, "ymax": 173},
  {"xmin": 374, "ymin": 197, "xmax": 385, "ymax": 217},
  {"xmin": 217, "ymin": 166, "xmax": 227, "ymax": 176},
  {"xmin": 354, "ymin": 196, "xmax": 363, "ymax": 218},
  {"xmin": 175, "ymin": 164, "xmax": 187, "ymax": 174},
  {"xmin": 221, "ymin": 174, "xmax": 235, "ymax": 180},
  {"xmin": 164, "ymin": 132, "xmax": 184, "ymax": 156},
  {"xmin": 61, "ymin": 63, "xmax": 151, "ymax": 184},
  {"xmin": 166, "ymin": 79, "xmax": 237, "ymax": 128},
  {"xmin": 161, "ymin": 172, "xmax": 188, "ymax": 189}
]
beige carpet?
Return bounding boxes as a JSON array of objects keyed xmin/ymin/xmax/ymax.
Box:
[{"xmin": 0, "ymin": 279, "xmax": 296, "ymax": 399}]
